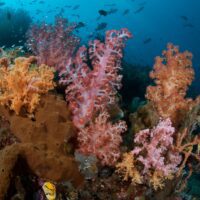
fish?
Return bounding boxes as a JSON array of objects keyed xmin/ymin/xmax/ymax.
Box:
[
  {"xmin": 98, "ymin": 9, "xmax": 108, "ymax": 16},
  {"xmin": 143, "ymin": 38, "xmax": 152, "ymax": 44},
  {"xmin": 180, "ymin": 15, "xmax": 188, "ymax": 21},
  {"xmin": 95, "ymin": 22, "xmax": 107, "ymax": 31},
  {"xmin": 73, "ymin": 5, "xmax": 80, "ymax": 10},
  {"xmin": 76, "ymin": 22, "xmax": 85, "ymax": 29},
  {"xmin": 134, "ymin": 6, "xmax": 145, "ymax": 14},
  {"xmin": 42, "ymin": 182, "xmax": 56, "ymax": 200},
  {"xmin": 123, "ymin": 9, "xmax": 130, "ymax": 16}
]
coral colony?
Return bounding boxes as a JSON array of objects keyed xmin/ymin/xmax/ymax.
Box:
[{"xmin": 0, "ymin": 17, "xmax": 200, "ymax": 199}]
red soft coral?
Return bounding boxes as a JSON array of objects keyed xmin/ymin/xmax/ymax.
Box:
[
  {"xmin": 77, "ymin": 110, "xmax": 127, "ymax": 166},
  {"xmin": 60, "ymin": 29, "xmax": 132, "ymax": 128}
]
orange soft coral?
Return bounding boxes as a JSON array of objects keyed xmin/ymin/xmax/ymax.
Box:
[
  {"xmin": 146, "ymin": 43, "xmax": 194, "ymax": 126},
  {"xmin": 0, "ymin": 56, "xmax": 54, "ymax": 114}
]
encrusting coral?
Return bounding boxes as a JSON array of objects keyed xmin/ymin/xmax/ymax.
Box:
[
  {"xmin": 0, "ymin": 94, "xmax": 84, "ymax": 199},
  {"xmin": 0, "ymin": 56, "xmax": 54, "ymax": 114}
]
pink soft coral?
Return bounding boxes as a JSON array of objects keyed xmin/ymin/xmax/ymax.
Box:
[
  {"xmin": 117, "ymin": 118, "xmax": 182, "ymax": 190},
  {"xmin": 26, "ymin": 17, "xmax": 80, "ymax": 72},
  {"xmin": 77, "ymin": 110, "xmax": 127, "ymax": 166},
  {"xmin": 60, "ymin": 29, "xmax": 132, "ymax": 128},
  {"xmin": 132, "ymin": 118, "xmax": 181, "ymax": 176}
]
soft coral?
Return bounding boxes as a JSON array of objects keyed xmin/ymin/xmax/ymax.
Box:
[{"xmin": 60, "ymin": 29, "xmax": 132, "ymax": 128}]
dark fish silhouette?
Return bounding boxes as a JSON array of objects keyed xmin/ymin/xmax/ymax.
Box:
[
  {"xmin": 76, "ymin": 22, "xmax": 85, "ymax": 29},
  {"xmin": 95, "ymin": 22, "xmax": 107, "ymax": 31},
  {"xmin": 73, "ymin": 5, "xmax": 80, "ymax": 10},
  {"xmin": 39, "ymin": 0, "xmax": 44, "ymax": 4},
  {"xmin": 123, "ymin": 9, "xmax": 130, "ymax": 16},
  {"xmin": 143, "ymin": 38, "xmax": 152, "ymax": 44},
  {"xmin": 180, "ymin": 15, "xmax": 188, "ymax": 21},
  {"xmin": 134, "ymin": 6, "xmax": 144, "ymax": 14},
  {"xmin": 99, "ymin": 10, "xmax": 108, "ymax": 16}
]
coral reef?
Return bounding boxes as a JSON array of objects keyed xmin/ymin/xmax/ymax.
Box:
[
  {"xmin": 0, "ymin": 56, "xmax": 54, "ymax": 114},
  {"xmin": 0, "ymin": 94, "xmax": 84, "ymax": 199},
  {"xmin": 146, "ymin": 43, "xmax": 196, "ymax": 127},
  {"xmin": 0, "ymin": 8, "xmax": 31, "ymax": 47},
  {"xmin": 117, "ymin": 119, "xmax": 182, "ymax": 190},
  {"xmin": 60, "ymin": 29, "xmax": 132, "ymax": 128},
  {"xmin": 77, "ymin": 111, "xmax": 127, "ymax": 166},
  {"xmin": 26, "ymin": 17, "xmax": 80, "ymax": 73}
]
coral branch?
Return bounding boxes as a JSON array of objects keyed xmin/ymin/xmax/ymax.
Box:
[
  {"xmin": 60, "ymin": 29, "xmax": 132, "ymax": 128},
  {"xmin": 0, "ymin": 56, "xmax": 54, "ymax": 114}
]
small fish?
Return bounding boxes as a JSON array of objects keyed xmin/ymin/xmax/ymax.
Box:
[
  {"xmin": 143, "ymin": 38, "xmax": 152, "ymax": 44},
  {"xmin": 98, "ymin": 9, "xmax": 108, "ymax": 16},
  {"xmin": 134, "ymin": 6, "xmax": 144, "ymax": 14},
  {"xmin": 73, "ymin": 5, "xmax": 80, "ymax": 10},
  {"xmin": 11, "ymin": 44, "xmax": 15, "ymax": 48},
  {"xmin": 76, "ymin": 22, "xmax": 85, "ymax": 29},
  {"xmin": 123, "ymin": 9, "xmax": 130, "ymax": 16},
  {"xmin": 95, "ymin": 22, "xmax": 107, "ymax": 31},
  {"xmin": 180, "ymin": 15, "xmax": 188, "ymax": 21},
  {"xmin": 42, "ymin": 182, "xmax": 56, "ymax": 200}
]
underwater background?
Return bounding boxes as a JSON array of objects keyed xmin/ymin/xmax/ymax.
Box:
[{"xmin": 0, "ymin": 0, "xmax": 200, "ymax": 199}]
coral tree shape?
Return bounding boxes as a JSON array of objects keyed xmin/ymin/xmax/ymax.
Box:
[
  {"xmin": 146, "ymin": 43, "xmax": 194, "ymax": 126},
  {"xmin": 0, "ymin": 56, "xmax": 54, "ymax": 114},
  {"xmin": 77, "ymin": 110, "xmax": 127, "ymax": 166},
  {"xmin": 117, "ymin": 119, "xmax": 182, "ymax": 190},
  {"xmin": 26, "ymin": 17, "xmax": 80, "ymax": 72},
  {"xmin": 60, "ymin": 29, "xmax": 132, "ymax": 128}
]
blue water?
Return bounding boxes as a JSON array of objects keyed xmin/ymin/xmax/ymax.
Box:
[{"xmin": 3, "ymin": 0, "xmax": 199, "ymax": 67}]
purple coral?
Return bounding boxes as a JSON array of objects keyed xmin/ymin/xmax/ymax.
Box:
[
  {"xmin": 132, "ymin": 118, "xmax": 182, "ymax": 176},
  {"xmin": 26, "ymin": 17, "xmax": 80, "ymax": 73}
]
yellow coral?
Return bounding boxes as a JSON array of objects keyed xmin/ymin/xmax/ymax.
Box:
[
  {"xmin": 116, "ymin": 152, "xmax": 142, "ymax": 185},
  {"xmin": 149, "ymin": 170, "xmax": 173, "ymax": 190},
  {"xmin": 0, "ymin": 56, "xmax": 55, "ymax": 114}
]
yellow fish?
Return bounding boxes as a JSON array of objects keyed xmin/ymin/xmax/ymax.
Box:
[{"xmin": 42, "ymin": 182, "xmax": 56, "ymax": 200}]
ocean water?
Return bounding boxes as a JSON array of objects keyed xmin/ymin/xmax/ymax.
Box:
[
  {"xmin": 2, "ymin": 0, "xmax": 200, "ymax": 67},
  {"xmin": 0, "ymin": 0, "xmax": 200, "ymax": 200}
]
